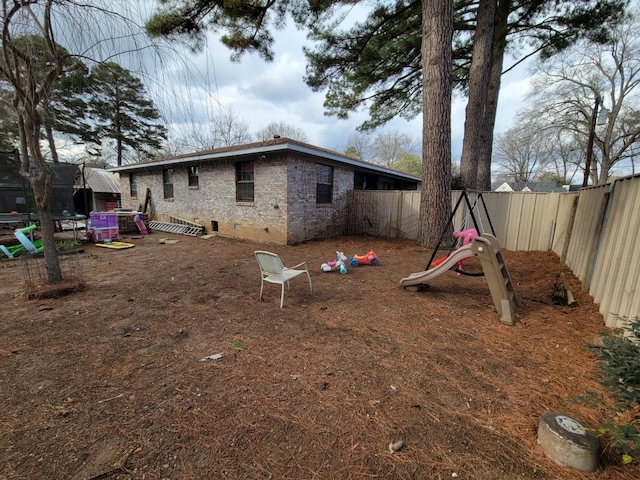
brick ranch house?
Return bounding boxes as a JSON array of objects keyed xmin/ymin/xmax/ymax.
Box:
[{"xmin": 109, "ymin": 137, "xmax": 421, "ymax": 245}]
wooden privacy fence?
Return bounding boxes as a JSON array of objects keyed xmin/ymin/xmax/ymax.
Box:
[
  {"xmin": 348, "ymin": 175, "xmax": 640, "ymax": 327},
  {"xmin": 347, "ymin": 190, "xmax": 579, "ymax": 252}
]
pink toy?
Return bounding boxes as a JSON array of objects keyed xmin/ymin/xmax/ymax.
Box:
[
  {"xmin": 453, "ymin": 228, "xmax": 478, "ymax": 246},
  {"xmin": 452, "ymin": 228, "xmax": 478, "ymax": 274},
  {"xmin": 321, "ymin": 251, "xmax": 348, "ymax": 274},
  {"xmin": 134, "ymin": 214, "xmax": 148, "ymax": 235}
]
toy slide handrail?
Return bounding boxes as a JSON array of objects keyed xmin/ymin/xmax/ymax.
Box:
[
  {"xmin": 471, "ymin": 234, "xmax": 520, "ymax": 325},
  {"xmin": 14, "ymin": 225, "xmax": 40, "ymax": 254},
  {"xmin": 17, "ymin": 224, "xmax": 37, "ymax": 234}
]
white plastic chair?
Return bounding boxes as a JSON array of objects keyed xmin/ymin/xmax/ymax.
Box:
[{"xmin": 254, "ymin": 250, "xmax": 313, "ymax": 308}]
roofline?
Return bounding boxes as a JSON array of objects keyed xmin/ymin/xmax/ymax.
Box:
[{"xmin": 107, "ymin": 140, "xmax": 421, "ymax": 182}]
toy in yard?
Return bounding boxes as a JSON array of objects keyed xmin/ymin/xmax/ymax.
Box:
[
  {"xmin": 321, "ymin": 251, "xmax": 348, "ymax": 274},
  {"xmin": 349, "ymin": 250, "xmax": 379, "ymax": 267},
  {"xmin": 134, "ymin": 214, "xmax": 148, "ymax": 235},
  {"xmin": 0, "ymin": 224, "xmax": 44, "ymax": 259},
  {"xmin": 400, "ymin": 189, "xmax": 521, "ymax": 326},
  {"xmin": 430, "ymin": 228, "xmax": 478, "ymax": 274},
  {"xmin": 95, "ymin": 241, "xmax": 135, "ymax": 250},
  {"xmin": 453, "ymin": 228, "xmax": 479, "ymax": 274}
]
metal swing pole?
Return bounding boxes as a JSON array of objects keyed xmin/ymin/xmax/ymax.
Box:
[{"xmin": 424, "ymin": 189, "xmax": 469, "ymax": 271}]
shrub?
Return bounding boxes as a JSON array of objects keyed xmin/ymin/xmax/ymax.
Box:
[{"xmin": 590, "ymin": 316, "xmax": 640, "ymax": 466}]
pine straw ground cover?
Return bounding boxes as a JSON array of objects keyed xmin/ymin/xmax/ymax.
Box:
[{"xmin": 0, "ymin": 233, "xmax": 637, "ymax": 480}]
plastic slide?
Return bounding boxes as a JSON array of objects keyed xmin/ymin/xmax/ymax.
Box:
[
  {"xmin": 0, "ymin": 238, "xmax": 44, "ymax": 259},
  {"xmin": 14, "ymin": 224, "xmax": 41, "ymax": 253},
  {"xmin": 1, "ymin": 224, "xmax": 43, "ymax": 259},
  {"xmin": 399, "ymin": 244, "xmax": 474, "ymax": 288},
  {"xmin": 134, "ymin": 214, "xmax": 148, "ymax": 235}
]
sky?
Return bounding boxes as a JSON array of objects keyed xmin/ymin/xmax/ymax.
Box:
[
  {"xmin": 122, "ymin": 3, "xmax": 535, "ymax": 163},
  {"xmin": 52, "ymin": 1, "xmax": 534, "ymax": 164}
]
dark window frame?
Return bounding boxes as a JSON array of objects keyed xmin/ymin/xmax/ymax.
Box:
[
  {"xmin": 188, "ymin": 166, "xmax": 199, "ymax": 188},
  {"xmin": 316, "ymin": 164, "xmax": 334, "ymax": 204},
  {"xmin": 163, "ymin": 168, "xmax": 174, "ymax": 199},
  {"xmin": 235, "ymin": 161, "xmax": 254, "ymax": 202},
  {"xmin": 129, "ymin": 173, "xmax": 138, "ymax": 197}
]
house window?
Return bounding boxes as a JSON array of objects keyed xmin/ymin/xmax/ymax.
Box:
[
  {"xmin": 163, "ymin": 168, "xmax": 174, "ymax": 199},
  {"xmin": 316, "ymin": 164, "xmax": 333, "ymax": 204},
  {"xmin": 236, "ymin": 161, "xmax": 254, "ymax": 202},
  {"xmin": 129, "ymin": 173, "xmax": 138, "ymax": 197},
  {"xmin": 188, "ymin": 166, "xmax": 199, "ymax": 188}
]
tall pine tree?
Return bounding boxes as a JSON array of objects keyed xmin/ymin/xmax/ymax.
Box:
[{"xmin": 89, "ymin": 62, "xmax": 167, "ymax": 166}]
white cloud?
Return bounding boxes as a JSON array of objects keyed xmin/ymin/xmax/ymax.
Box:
[{"xmin": 56, "ymin": 2, "xmax": 533, "ymax": 160}]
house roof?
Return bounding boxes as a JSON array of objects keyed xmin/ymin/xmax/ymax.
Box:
[
  {"xmin": 107, "ymin": 137, "xmax": 421, "ymax": 183},
  {"xmin": 80, "ymin": 167, "xmax": 121, "ymax": 193},
  {"xmin": 491, "ymin": 181, "xmax": 572, "ymax": 193}
]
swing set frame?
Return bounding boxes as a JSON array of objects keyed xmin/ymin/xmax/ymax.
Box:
[{"xmin": 424, "ymin": 189, "xmax": 497, "ymax": 276}]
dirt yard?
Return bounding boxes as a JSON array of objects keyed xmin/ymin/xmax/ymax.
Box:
[{"xmin": 0, "ymin": 230, "xmax": 636, "ymax": 480}]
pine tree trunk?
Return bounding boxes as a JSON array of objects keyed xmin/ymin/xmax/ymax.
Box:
[
  {"xmin": 476, "ymin": 0, "xmax": 509, "ymax": 191},
  {"xmin": 459, "ymin": 0, "xmax": 495, "ymax": 190},
  {"xmin": 418, "ymin": 0, "xmax": 453, "ymax": 248}
]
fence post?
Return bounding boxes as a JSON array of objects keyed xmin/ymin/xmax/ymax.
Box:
[
  {"xmin": 583, "ymin": 182, "xmax": 615, "ymax": 291},
  {"xmin": 560, "ymin": 195, "xmax": 579, "ymax": 263}
]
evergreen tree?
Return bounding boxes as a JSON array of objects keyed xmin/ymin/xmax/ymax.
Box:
[
  {"xmin": 1, "ymin": 35, "xmax": 95, "ymax": 163},
  {"xmin": 0, "ymin": 103, "xmax": 18, "ymax": 151},
  {"xmin": 88, "ymin": 62, "xmax": 167, "ymax": 166},
  {"xmin": 43, "ymin": 58, "xmax": 94, "ymax": 163},
  {"xmin": 303, "ymin": 0, "xmax": 626, "ymax": 189}
]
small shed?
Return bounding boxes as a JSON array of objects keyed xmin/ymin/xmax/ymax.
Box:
[{"xmin": 74, "ymin": 166, "xmax": 122, "ymax": 215}]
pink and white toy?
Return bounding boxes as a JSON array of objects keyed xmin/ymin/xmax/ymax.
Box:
[{"xmin": 321, "ymin": 251, "xmax": 348, "ymax": 274}]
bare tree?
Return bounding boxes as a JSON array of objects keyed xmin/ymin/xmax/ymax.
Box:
[
  {"xmin": 343, "ymin": 130, "xmax": 418, "ymax": 167},
  {"xmin": 546, "ymin": 129, "xmax": 584, "ymax": 184},
  {"xmin": 493, "ymin": 125, "xmax": 551, "ymax": 183},
  {"xmin": 371, "ymin": 130, "xmax": 419, "ymax": 168},
  {"xmin": 0, "ymin": 1, "xmax": 169, "ymax": 284},
  {"xmin": 167, "ymin": 125, "xmax": 220, "ymax": 152},
  {"xmin": 344, "ymin": 132, "xmax": 373, "ymax": 160},
  {"xmin": 167, "ymin": 106, "xmax": 252, "ymax": 151},
  {"xmin": 255, "ymin": 122, "xmax": 308, "ymax": 142},
  {"xmin": 0, "ymin": 2, "xmax": 67, "ymax": 283},
  {"xmin": 529, "ymin": 10, "xmax": 640, "ymax": 185},
  {"xmin": 211, "ymin": 106, "xmax": 252, "ymax": 147}
]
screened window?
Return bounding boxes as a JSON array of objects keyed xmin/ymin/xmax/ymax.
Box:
[
  {"xmin": 163, "ymin": 168, "xmax": 174, "ymax": 199},
  {"xmin": 188, "ymin": 166, "xmax": 199, "ymax": 188},
  {"xmin": 236, "ymin": 161, "xmax": 254, "ymax": 202},
  {"xmin": 129, "ymin": 173, "xmax": 138, "ymax": 197},
  {"xmin": 316, "ymin": 164, "xmax": 333, "ymax": 204}
]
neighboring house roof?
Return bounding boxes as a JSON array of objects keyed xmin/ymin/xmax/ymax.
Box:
[
  {"xmin": 492, "ymin": 181, "xmax": 571, "ymax": 193},
  {"xmin": 79, "ymin": 167, "xmax": 121, "ymax": 193},
  {"xmin": 107, "ymin": 137, "xmax": 421, "ymax": 183},
  {"xmin": 494, "ymin": 182, "xmax": 514, "ymax": 192}
]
